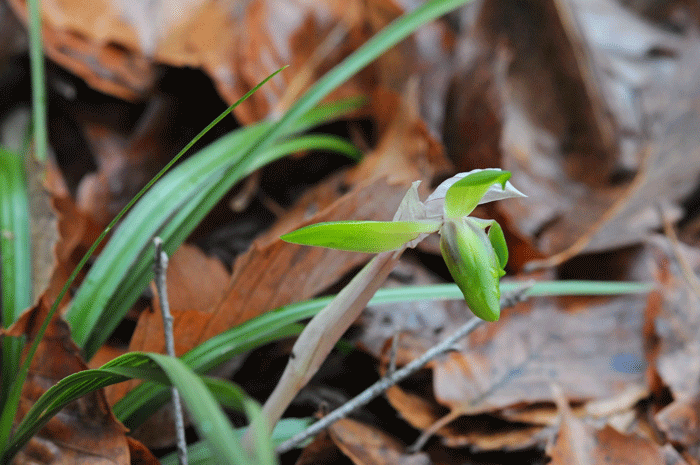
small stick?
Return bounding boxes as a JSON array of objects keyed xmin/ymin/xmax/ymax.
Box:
[
  {"xmin": 154, "ymin": 237, "xmax": 188, "ymax": 465},
  {"xmin": 275, "ymin": 282, "xmax": 533, "ymax": 454}
]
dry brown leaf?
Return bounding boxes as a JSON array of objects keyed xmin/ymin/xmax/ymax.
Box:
[
  {"xmin": 373, "ymin": 289, "xmax": 649, "ymax": 453},
  {"xmin": 6, "ymin": 0, "xmax": 435, "ymax": 124},
  {"xmin": 645, "ymin": 236, "xmax": 700, "ymax": 398},
  {"xmin": 150, "ymin": 242, "xmax": 230, "ymax": 323},
  {"xmin": 74, "ymin": 94, "xmax": 193, "ymax": 226},
  {"xmin": 446, "ymin": 0, "xmax": 700, "ymax": 266},
  {"xmin": 295, "ymin": 429, "xmax": 349, "ymax": 465},
  {"xmin": 509, "ymin": 21, "xmax": 700, "ymax": 265},
  {"xmin": 384, "ymin": 385, "xmax": 549, "ymax": 453},
  {"xmin": 433, "ymin": 296, "xmax": 647, "ymax": 412},
  {"xmin": 328, "ymin": 418, "xmax": 431, "ymax": 465},
  {"xmin": 380, "ymin": 292, "xmax": 648, "ymax": 416},
  {"xmin": 657, "ymin": 392, "xmax": 700, "ymax": 459},
  {"xmin": 474, "ymin": 0, "xmax": 617, "ymax": 184},
  {"xmin": 546, "ymin": 384, "xmax": 684, "ymax": 465},
  {"xmin": 125, "ymin": 437, "xmax": 160, "ymax": 464},
  {"xmin": 45, "ymin": 195, "xmax": 104, "ymax": 309},
  {"xmin": 6, "ymin": 296, "xmax": 130, "ymax": 465}
]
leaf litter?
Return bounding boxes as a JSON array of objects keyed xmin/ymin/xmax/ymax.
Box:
[{"xmin": 3, "ymin": 0, "xmax": 700, "ymax": 463}]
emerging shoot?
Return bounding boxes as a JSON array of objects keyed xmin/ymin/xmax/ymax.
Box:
[{"xmin": 282, "ymin": 169, "xmax": 526, "ymax": 321}]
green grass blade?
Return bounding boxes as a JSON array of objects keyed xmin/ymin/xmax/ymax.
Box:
[
  {"xmin": 65, "ymin": 71, "xmax": 289, "ymax": 351},
  {"xmin": 160, "ymin": 418, "xmax": 313, "ymax": 465},
  {"xmin": 69, "ymin": 111, "xmax": 363, "ymax": 358},
  {"xmin": 0, "ymin": 148, "xmax": 31, "ymax": 325},
  {"xmin": 3, "ymin": 353, "xmax": 264, "ymax": 464},
  {"xmin": 0, "ymin": 148, "xmax": 31, "ymax": 416},
  {"xmin": 136, "ymin": 354, "xmax": 254, "ymax": 464},
  {"xmin": 113, "ymin": 279, "xmax": 653, "ymax": 428},
  {"xmin": 27, "ymin": 0, "xmax": 47, "ymax": 162},
  {"xmin": 0, "ymin": 68, "xmax": 286, "ymax": 452},
  {"xmin": 204, "ymin": 378, "xmax": 275, "ymax": 465},
  {"xmin": 115, "ymin": 322, "xmax": 305, "ymax": 428}
]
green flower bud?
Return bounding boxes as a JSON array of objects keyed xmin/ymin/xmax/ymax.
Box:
[{"xmin": 440, "ymin": 218, "xmax": 502, "ymax": 321}]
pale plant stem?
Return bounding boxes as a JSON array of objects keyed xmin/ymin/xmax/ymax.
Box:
[
  {"xmin": 275, "ymin": 282, "xmax": 533, "ymax": 453},
  {"xmin": 154, "ymin": 237, "xmax": 188, "ymax": 465},
  {"xmin": 246, "ymin": 249, "xmax": 404, "ymax": 448}
]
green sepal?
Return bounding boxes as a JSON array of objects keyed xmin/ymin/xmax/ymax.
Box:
[
  {"xmin": 444, "ymin": 169, "xmax": 511, "ymax": 218},
  {"xmin": 488, "ymin": 221, "xmax": 508, "ymax": 275},
  {"xmin": 281, "ymin": 220, "xmax": 441, "ymax": 253},
  {"xmin": 439, "ymin": 218, "xmax": 501, "ymax": 321}
]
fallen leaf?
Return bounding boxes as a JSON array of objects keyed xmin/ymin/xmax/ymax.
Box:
[
  {"xmin": 657, "ymin": 392, "xmax": 700, "ymax": 459},
  {"xmin": 92, "ymin": 242, "xmax": 230, "ymax": 449},
  {"xmin": 46, "ymin": 194, "xmax": 104, "ymax": 309},
  {"xmin": 328, "ymin": 417, "xmax": 431, "ymax": 465},
  {"xmin": 74, "ymin": 92, "xmax": 214, "ymax": 226},
  {"xmin": 547, "ymin": 385, "xmax": 678, "ymax": 465},
  {"xmin": 446, "ymin": 0, "xmax": 700, "ymax": 266},
  {"xmin": 371, "ymin": 287, "xmax": 648, "ymax": 452},
  {"xmin": 385, "ymin": 384, "xmax": 549, "ymax": 452},
  {"xmin": 646, "ymin": 236, "xmax": 700, "ymax": 398},
  {"xmin": 514, "ymin": 24, "xmax": 700, "ymax": 265},
  {"xmin": 126, "ymin": 437, "xmax": 160, "ymax": 464},
  {"xmin": 6, "ymin": 0, "xmax": 438, "ymax": 125},
  {"xmin": 7, "ymin": 296, "xmax": 130, "ymax": 464},
  {"xmin": 295, "ymin": 429, "xmax": 349, "ymax": 465}
]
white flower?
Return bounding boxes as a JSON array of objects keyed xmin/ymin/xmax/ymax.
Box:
[{"xmin": 393, "ymin": 169, "xmax": 526, "ymax": 248}]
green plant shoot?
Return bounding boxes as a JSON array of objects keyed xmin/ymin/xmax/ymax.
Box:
[{"xmin": 281, "ymin": 169, "xmax": 526, "ymax": 321}]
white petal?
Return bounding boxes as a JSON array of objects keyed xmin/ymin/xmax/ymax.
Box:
[
  {"xmin": 424, "ymin": 169, "xmax": 526, "ymax": 219},
  {"xmin": 479, "ymin": 180, "xmax": 527, "ymax": 204},
  {"xmin": 392, "ymin": 180, "xmax": 435, "ymax": 248}
]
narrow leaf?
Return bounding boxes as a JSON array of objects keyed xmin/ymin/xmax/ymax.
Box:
[
  {"xmin": 68, "ymin": 100, "xmax": 364, "ymax": 359},
  {"xmin": 0, "ymin": 147, "xmax": 30, "ymax": 440},
  {"xmin": 3, "ymin": 353, "xmax": 261, "ymax": 464},
  {"xmin": 281, "ymin": 220, "xmax": 441, "ymax": 252},
  {"xmin": 160, "ymin": 418, "xmax": 313, "ymax": 465},
  {"xmin": 113, "ymin": 279, "xmax": 653, "ymax": 429}
]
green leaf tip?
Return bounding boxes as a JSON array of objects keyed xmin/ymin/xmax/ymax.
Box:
[
  {"xmin": 281, "ymin": 220, "xmax": 441, "ymax": 253},
  {"xmin": 444, "ymin": 169, "xmax": 512, "ymax": 219}
]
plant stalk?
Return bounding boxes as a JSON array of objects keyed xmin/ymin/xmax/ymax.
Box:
[{"xmin": 248, "ymin": 249, "xmax": 404, "ymax": 446}]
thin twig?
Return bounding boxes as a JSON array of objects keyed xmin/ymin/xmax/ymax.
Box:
[
  {"xmin": 275, "ymin": 281, "xmax": 534, "ymax": 454},
  {"xmin": 154, "ymin": 237, "xmax": 188, "ymax": 465}
]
